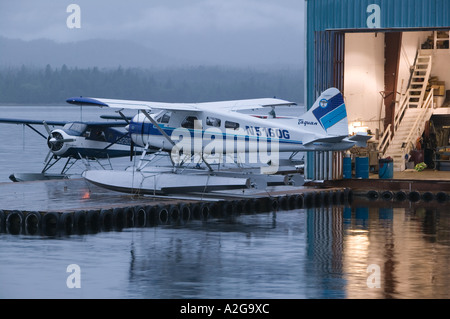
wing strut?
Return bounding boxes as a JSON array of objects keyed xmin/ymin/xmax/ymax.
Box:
[{"xmin": 25, "ymin": 124, "xmax": 47, "ymax": 139}]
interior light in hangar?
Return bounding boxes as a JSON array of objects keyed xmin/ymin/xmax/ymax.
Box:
[{"xmin": 349, "ymin": 121, "xmax": 368, "ymax": 135}]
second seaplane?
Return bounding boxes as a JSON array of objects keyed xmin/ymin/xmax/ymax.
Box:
[
  {"xmin": 66, "ymin": 87, "xmax": 370, "ymax": 195},
  {"xmin": 0, "ymin": 114, "xmax": 141, "ymax": 182}
]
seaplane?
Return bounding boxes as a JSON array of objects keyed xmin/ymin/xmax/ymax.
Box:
[
  {"xmin": 0, "ymin": 114, "xmax": 142, "ymax": 182},
  {"xmin": 66, "ymin": 87, "xmax": 371, "ymax": 195}
]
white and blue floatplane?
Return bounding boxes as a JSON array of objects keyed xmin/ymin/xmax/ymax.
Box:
[{"xmin": 65, "ymin": 88, "xmax": 371, "ymax": 195}]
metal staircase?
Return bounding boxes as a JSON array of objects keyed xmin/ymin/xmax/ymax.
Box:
[
  {"xmin": 378, "ymin": 50, "xmax": 435, "ymax": 171},
  {"xmin": 408, "ymin": 53, "xmax": 433, "ymax": 107}
]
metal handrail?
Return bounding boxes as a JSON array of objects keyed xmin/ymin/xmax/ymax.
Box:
[
  {"xmin": 394, "ymin": 92, "xmax": 409, "ymax": 132},
  {"xmin": 377, "ymin": 123, "xmax": 392, "ymax": 153},
  {"xmin": 403, "ymin": 90, "xmax": 434, "ymax": 157}
]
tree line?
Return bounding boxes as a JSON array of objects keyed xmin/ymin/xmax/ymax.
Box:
[{"xmin": 0, "ymin": 65, "xmax": 304, "ymax": 105}]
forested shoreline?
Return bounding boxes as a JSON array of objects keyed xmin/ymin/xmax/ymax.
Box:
[{"xmin": 0, "ymin": 65, "xmax": 304, "ymax": 105}]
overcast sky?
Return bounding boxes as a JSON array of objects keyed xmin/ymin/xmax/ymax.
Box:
[{"xmin": 0, "ymin": 0, "xmax": 305, "ymax": 67}]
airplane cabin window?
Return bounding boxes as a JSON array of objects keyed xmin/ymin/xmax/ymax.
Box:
[
  {"xmin": 225, "ymin": 121, "xmax": 239, "ymax": 130},
  {"xmin": 206, "ymin": 117, "xmax": 221, "ymax": 127},
  {"xmin": 158, "ymin": 111, "xmax": 172, "ymax": 124},
  {"xmin": 181, "ymin": 116, "xmax": 198, "ymax": 129}
]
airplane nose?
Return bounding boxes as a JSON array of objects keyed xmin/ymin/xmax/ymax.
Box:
[
  {"xmin": 47, "ymin": 131, "xmax": 75, "ymax": 151},
  {"xmin": 47, "ymin": 132, "xmax": 65, "ymax": 151}
]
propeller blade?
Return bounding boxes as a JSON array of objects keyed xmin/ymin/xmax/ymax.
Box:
[
  {"xmin": 43, "ymin": 121, "xmax": 52, "ymax": 135},
  {"xmin": 44, "ymin": 149, "xmax": 52, "ymax": 163}
]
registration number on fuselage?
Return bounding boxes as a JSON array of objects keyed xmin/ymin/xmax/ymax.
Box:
[{"xmin": 245, "ymin": 126, "xmax": 290, "ymax": 139}]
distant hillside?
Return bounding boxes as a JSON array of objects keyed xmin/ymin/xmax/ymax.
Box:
[
  {"xmin": 0, "ymin": 65, "xmax": 304, "ymax": 105},
  {"xmin": 0, "ymin": 37, "xmax": 182, "ymax": 69}
]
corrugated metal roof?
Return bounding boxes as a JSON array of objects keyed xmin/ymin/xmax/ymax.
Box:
[
  {"xmin": 306, "ymin": 0, "xmax": 450, "ymax": 31},
  {"xmin": 306, "ymin": 0, "xmax": 450, "ymax": 107}
]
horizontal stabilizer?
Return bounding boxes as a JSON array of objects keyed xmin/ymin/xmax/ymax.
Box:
[
  {"xmin": 348, "ymin": 133, "xmax": 372, "ymax": 147},
  {"xmin": 303, "ymin": 135, "xmax": 348, "ymax": 146}
]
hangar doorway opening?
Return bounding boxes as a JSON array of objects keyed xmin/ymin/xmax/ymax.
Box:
[
  {"xmin": 307, "ymin": 29, "xmax": 450, "ymax": 179},
  {"xmin": 343, "ymin": 30, "xmax": 450, "ymax": 172}
]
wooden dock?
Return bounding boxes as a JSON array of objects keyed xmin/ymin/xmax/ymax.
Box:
[
  {"xmin": 0, "ymin": 178, "xmax": 350, "ymax": 237},
  {"xmin": 305, "ymin": 169, "xmax": 450, "ymax": 203},
  {"xmin": 2, "ymin": 168, "xmax": 449, "ymax": 237}
]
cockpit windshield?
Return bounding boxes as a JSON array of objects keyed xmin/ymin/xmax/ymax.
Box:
[{"xmin": 64, "ymin": 123, "xmax": 87, "ymax": 135}]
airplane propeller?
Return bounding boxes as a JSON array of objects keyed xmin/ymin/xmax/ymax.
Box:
[{"xmin": 43, "ymin": 121, "xmax": 75, "ymax": 163}]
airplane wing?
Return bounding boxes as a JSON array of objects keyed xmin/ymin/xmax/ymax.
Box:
[
  {"xmin": 0, "ymin": 118, "xmax": 128, "ymax": 128},
  {"xmin": 66, "ymin": 97, "xmax": 296, "ymax": 112},
  {"xmin": 0, "ymin": 118, "xmax": 67, "ymax": 126},
  {"xmin": 82, "ymin": 121, "xmax": 130, "ymax": 127},
  {"xmin": 66, "ymin": 97, "xmax": 200, "ymax": 112},
  {"xmin": 100, "ymin": 115, "xmax": 134, "ymax": 121},
  {"xmin": 197, "ymin": 98, "xmax": 297, "ymax": 112}
]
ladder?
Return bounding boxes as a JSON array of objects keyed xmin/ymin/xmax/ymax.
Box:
[
  {"xmin": 408, "ymin": 51, "xmax": 432, "ymax": 108},
  {"xmin": 378, "ymin": 50, "xmax": 434, "ymax": 171}
]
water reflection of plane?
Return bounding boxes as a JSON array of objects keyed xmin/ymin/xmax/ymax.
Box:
[
  {"xmin": 0, "ymin": 116, "xmax": 142, "ymax": 182},
  {"xmin": 126, "ymin": 210, "xmax": 305, "ymax": 298}
]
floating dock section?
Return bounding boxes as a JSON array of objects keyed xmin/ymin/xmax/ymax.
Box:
[
  {"xmin": 306, "ymin": 177, "xmax": 450, "ymax": 204},
  {"xmin": 0, "ymin": 178, "xmax": 351, "ymax": 237}
]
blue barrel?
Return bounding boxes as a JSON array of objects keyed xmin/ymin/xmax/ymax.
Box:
[
  {"xmin": 343, "ymin": 157, "xmax": 352, "ymax": 179},
  {"xmin": 355, "ymin": 157, "xmax": 369, "ymax": 179},
  {"xmin": 379, "ymin": 158, "xmax": 393, "ymax": 179}
]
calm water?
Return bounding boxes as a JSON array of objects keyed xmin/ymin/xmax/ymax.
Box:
[{"xmin": 0, "ymin": 106, "xmax": 449, "ymax": 299}]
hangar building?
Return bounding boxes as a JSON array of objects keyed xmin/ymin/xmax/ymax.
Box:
[{"xmin": 304, "ymin": 0, "xmax": 450, "ymax": 179}]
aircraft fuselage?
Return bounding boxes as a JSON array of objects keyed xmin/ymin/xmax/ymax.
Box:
[{"xmin": 128, "ymin": 109, "xmax": 354, "ymax": 155}]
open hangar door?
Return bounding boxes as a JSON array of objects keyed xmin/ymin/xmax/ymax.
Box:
[{"xmin": 342, "ymin": 29, "xmax": 450, "ymax": 172}]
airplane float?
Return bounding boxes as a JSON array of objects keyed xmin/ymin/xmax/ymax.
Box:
[
  {"xmin": 0, "ymin": 116, "xmax": 141, "ymax": 182},
  {"xmin": 66, "ymin": 87, "xmax": 371, "ymax": 195}
]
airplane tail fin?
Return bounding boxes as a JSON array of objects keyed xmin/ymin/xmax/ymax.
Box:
[{"xmin": 299, "ymin": 88, "xmax": 348, "ymax": 137}]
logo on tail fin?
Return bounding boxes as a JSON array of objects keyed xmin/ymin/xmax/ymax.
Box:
[{"xmin": 312, "ymin": 93, "xmax": 347, "ymax": 131}]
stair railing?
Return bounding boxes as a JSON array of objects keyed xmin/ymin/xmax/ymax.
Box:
[
  {"xmin": 402, "ymin": 90, "xmax": 435, "ymax": 159},
  {"xmin": 377, "ymin": 123, "xmax": 392, "ymax": 154},
  {"xmin": 380, "ymin": 50, "xmax": 432, "ymax": 158}
]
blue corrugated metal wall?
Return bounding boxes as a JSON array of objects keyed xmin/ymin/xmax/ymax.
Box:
[
  {"xmin": 306, "ymin": 0, "xmax": 450, "ymax": 107},
  {"xmin": 307, "ymin": 0, "xmax": 450, "ymax": 34},
  {"xmin": 305, "ymin": 0, "xmax": 450, "ymax": 179}
]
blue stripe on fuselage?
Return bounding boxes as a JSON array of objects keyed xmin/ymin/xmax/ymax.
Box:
[{"xmin": 129, "ymin": 122, "xmax": 303, "ymax": 145}]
